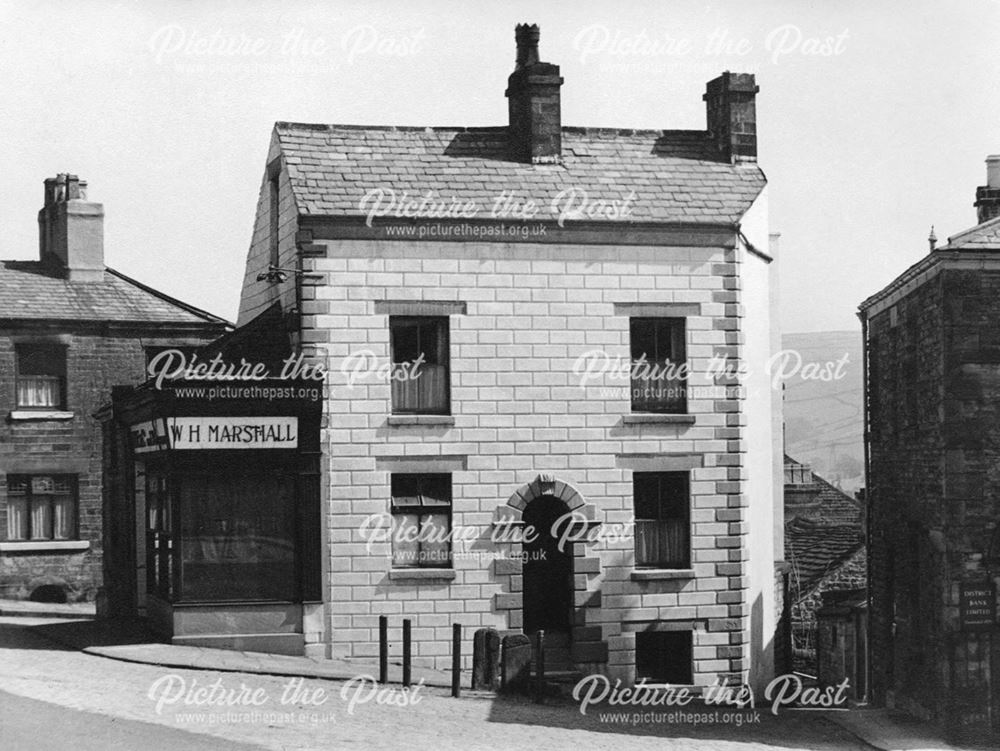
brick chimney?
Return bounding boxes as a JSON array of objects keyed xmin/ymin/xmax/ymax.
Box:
[
  {"xmin": 38, "ymin": 174, "xmax": 105, "ymax": 282},
  {"xmin": 703, "ymin": 72, "xmax": 759, "ymax": 163},
  {"xmin": 974, "ymin": 155, "xmax": 1000, "ymax": 224},
  {"xmin": 505, "ymin": 24, "xmax": 564, "ymax": 164}
]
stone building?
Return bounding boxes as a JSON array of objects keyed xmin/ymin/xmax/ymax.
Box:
[
  {"xmin": 0, "ymin": 175, "xmax": 229, "ymax": 602},
  {"xmin": 859, "ymin": 156, "xmax": 1000, "ymax": 741},
  {"xmin": 103, "ymin": 25, "xmax": 784, "ymax": 691},
  {"xmin": 783, "ymin": 455, "xmax": 865, "ymax": 675}
]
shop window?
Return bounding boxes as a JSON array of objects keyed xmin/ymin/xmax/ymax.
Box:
[
  {"xmin": 390, "ymin": 317, "xmax": 449, "ymax": 414},
  {"xmin": 146, "ymin": 472, "xmax": 173, "ymax": 599},
  {"xmin": 636, "ymin": 630, "xmax": 693, "ymax": 684},
  {"xmin": 633, "ymin": 472, "xmax": 690, "ymax": 568},
  {"xmin": 390, "ymin": 473, "xmax": 452, "ymax": 568},
  {"xmin": 629, "ymin": 318, "xmax": 686, "ymax": 413},
  {"xmin": 6, "ymin": 475, "xmax": 77, "ymax": 541},
  {"xmin": 178, "ymin": 470, "xmax": 296, "ymax": 601},
  {"xmin": 16, "ymin": 344, "xmax": 66, "ymax": 409}
]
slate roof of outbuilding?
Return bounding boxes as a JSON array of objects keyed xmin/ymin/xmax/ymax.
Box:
[
  {"xmin": 783, "ymin": 456, "xmax": 865, "ymax": 602},
  {"xmin": 0, "ymin": 261, "xmax": 230, "ymax": 326},
  {"xmin": 785, "ymin": 517, "xmax": 864, "ymax": 601},
  {"xmin": 274, "ymin": 123, "xmax": 767, "ymax": 224}
]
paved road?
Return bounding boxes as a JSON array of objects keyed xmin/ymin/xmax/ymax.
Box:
[
  {"xmin": 0, "ymin": 617, "xmax": 870, "ymax": 751},
  {"xmin": 0, "ymin": 689, "xmax": 264, "ymax": 751}
]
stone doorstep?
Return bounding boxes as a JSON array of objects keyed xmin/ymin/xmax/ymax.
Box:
[{"xmin": 0, "ymin": 598, "xmax": 96, "ymax": 620}]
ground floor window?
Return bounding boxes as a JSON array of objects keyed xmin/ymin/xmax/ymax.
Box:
[
  {"xmin": 177, "ymin": 469, "xmax": 296, "ymax": 601},
  {"xmin": 633, "ymin": 472, "xmax": 690, "ymax": 568},
  {"xmin": 635, "ymin": 630, "xmax": 693, "ymax": 684},
  {"xmin": 390, "ymin": 473, "xmax": 452, "ymax": 568},
  {"xmin": 5, "ymin": 475, "xmax": 77, "ymax": 541}
]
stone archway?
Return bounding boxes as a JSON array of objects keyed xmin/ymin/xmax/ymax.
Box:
[{"xmin": 505, "ymin": 473, "xmax": 586, "ymax": 514}]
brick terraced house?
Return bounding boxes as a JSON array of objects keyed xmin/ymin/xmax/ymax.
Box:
[
  {"xmin": 0, "ymin": 175, "xmax": 229, "ymax": 602},
  {"xmin": 860, "ymin": 156, "xmax": 1000, "ymax": 742},
  {"xmin": 106, "ymin": 25, "xmax": 785, "ymax": 692}
]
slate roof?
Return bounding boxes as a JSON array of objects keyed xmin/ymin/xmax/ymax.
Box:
[
  {"xmin": 811, "ymin": 474, "xmax": 863, "ymax": 527},
  {"xmin": 783, "ymin": 456, "xmax": 865, "ymax": 602},
  {"xmin": 274, "ymin": 123, "xmax": 767, "ymax": 224},
  {"xmin": 860, "ymin": 215, "xmax": 1000, "ymax": 311},
  {"xmin": 0, "ymin": 261, "xmax": 230, "ymax": 326},
  {"xmin": 785, "ymin": 517, "xmax": 864, "ymax": 601},
  {"xmin": 784, "ymin": 454, "xmax": 863, "ymax": 527},
  {"xmin": 938, "ymin": 213, "xmax": 1000, "ymax": 250}
]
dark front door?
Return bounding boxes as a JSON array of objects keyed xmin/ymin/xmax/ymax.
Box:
[{"xmin": 522, "ymin": 494, "xmax": 572, "ymax": 634}]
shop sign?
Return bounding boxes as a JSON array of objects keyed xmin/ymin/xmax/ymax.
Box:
[
  {"xmin": 959, "ymin": 581, "xmax": 996, "ymax": 631},
  {"xmin": 131, "ymin": 420, "xmax": 170, "ymax": 454},
  {"xmin": 130, "ymin": 417, "xmax": 298, "ymax": 451}
]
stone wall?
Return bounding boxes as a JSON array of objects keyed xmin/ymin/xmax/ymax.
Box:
[
  {"xmin": 293, "ymin": 234, "xmax": 776, "ymax": 682},
  {"xmin": 866, "ymin": 264, "xmax": 1000, "ymax": 733}
]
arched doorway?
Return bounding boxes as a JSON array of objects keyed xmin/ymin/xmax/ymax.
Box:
[{"xmin": 521, "ymin": 494, "xmax": 573, "ymax": 635}]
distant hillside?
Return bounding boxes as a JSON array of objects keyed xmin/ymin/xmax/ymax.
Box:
[{"xmin": 780, "ymin": 331, "xmax": 864, "ymax": 493}]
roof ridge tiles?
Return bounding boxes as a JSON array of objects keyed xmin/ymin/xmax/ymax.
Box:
[{"xmin": 275, "ymin": 122, "xmax": 713, "ymax": 139}]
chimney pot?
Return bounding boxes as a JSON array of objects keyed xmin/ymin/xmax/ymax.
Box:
[
  {"xmin": 987, "ymin": 155, "xmax": 1000, "ymax": 188},
  {"xmin": 515, "ymin": 23, "xmax": 540, "ymax": 69}
]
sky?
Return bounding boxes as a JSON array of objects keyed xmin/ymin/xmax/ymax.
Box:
[{"xmin": 2, "ymin": 0, "xmax": 999, "ymax": 333}]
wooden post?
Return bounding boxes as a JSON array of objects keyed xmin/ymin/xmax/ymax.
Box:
[
  {"xmin": 535, "ymin": 629, "xmax": 546, "ymax": 698},
  {"xmin": 402, "ymin": 618, "xmax": 412, "ymax": 688},
  {"xmin": 451, "ymin": 623, "xmax": 461, "ymax": 697},
  {"xmin": 379, "ymin": 615, "xmax": 388, "ymax": 685}
]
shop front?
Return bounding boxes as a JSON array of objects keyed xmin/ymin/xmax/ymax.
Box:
[{"xmin": 101, "ymin": 381, "xmax": 322, "ymax": 655}]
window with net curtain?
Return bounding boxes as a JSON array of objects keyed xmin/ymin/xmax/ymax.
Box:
[
  {"xmin": 390, "ymin": 316, "xmax": 449, "ymax": 414},
  {"xmin": 390, "ymin": 473, "xmax": 451, "ymax": 568},
  {"xmin": 16, "ymin": 344, "xmax": 66, "ymax": 409},
  {"xmin": 629, "ymin": 318, "xmax": 686, "ymax": 413},
  {"xmin": 633, "ymin": 472, "xmax": 690, "ymax": 569},
  {"xmin": 6, "ymin": 475, "xmax": 77, "ymax": 541}
]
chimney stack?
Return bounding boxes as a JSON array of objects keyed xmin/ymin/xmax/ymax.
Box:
[
  {"xmin": 38, "ymin": 174, "xmax": 105, "ymax": 282},
  {"xmin": 703, "ymin": 72, "xmax": 759, "ymax": 163},
  {"xmin": 505, "ymin": 24, "xmax": 563, "ymax": 164},
  {"xmin": 974, "ymin": 155, "xmax": 1000, "ymax": 224}
]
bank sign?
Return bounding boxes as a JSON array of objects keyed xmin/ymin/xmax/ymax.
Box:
[
  {"xmin": 131, "ymin": 417, "xmax": 298, "ymax": 452},
  {"xmin": 959, "ymin": 581, "xmax": 997, "ymax": 631}
]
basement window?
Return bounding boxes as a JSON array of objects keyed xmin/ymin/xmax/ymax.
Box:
[{"xmin": 635, "ymin": 630, "xmax": 693, "ymax": 684}]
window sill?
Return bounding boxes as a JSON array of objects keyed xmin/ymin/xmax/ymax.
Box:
[
  {"xmin": 631, "ymin": 568, "xmax": 695, "ymax": 581},
  {"xmin": 9, "ymin": 410, "xmax": 75, "ymax": 422},
  {"xmin": 0, "ymin": 540, "xmax": 90, "ymax": 553},
  {"xmin": 387, "ymin": 415, "xmax": 455, "ymax": 426},
  {"xmin": 389, "ymin": 568, "xmax": 456, "ymax": 581},
  {"xmin": 622, "ymin": 414, "xmax": 695, "ymax": 425}
]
